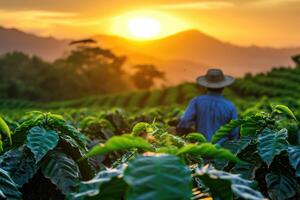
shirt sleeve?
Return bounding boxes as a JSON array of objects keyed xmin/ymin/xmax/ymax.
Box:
[{"xmin": 176, "ymin": 98, "xmax": 197, "ymax": 133}]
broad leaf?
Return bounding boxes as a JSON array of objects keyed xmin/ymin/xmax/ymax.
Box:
[
  {"xmin": 41, "ymin": 151, "xmax": 80, "ymax": 195},
  {"xmin": 59, "ymin": 135, "xmax": 94, "ymax": 180},
  {"xmin": 215, "ymin": 136, "xmax": 256, "ymax": 172},
  {"xmin": 287, "ymin": 146, "xmax": 300, "ymax": 177},
  {"xmin": 67, "ymin": 168, "xmax": 126, "ymax": 200},
  {"xmin": 195, "ymin": 165, "xmax": 265, "ymax": 200},
  {"xmin": 222, "ymin": 135, "xmax": 255, "ymax": 155},
  {"xmin": 124, "ymin": 154, "xmax": 192, "ymax": 200},
  {"xmin": 186, "ymin": 133, "xmax": 207, "ymax": 143},
  {"xmin": 230, "ymin": 162, "xmax": 258, "ymax": 180},
  {"xmin": 212, "ymin": 119, "xmax": 242, "ymax": 143},
  {"xmin": 82, "ymin": 134, "xmax": 151, "ymax": 159},
  {"xmin": 258, "ymin": 128, "xmax": 288, "ymax": 166},
  {"xmin": 0, "ymin": 147, "xmax": 38, "ymax": 187},
  {"xmin": 26, "ymin": 126, "xmax": 59, "ymax": 163},
  {"xmin": 0, "ymin": 168, "xmax": 21, "ymax": 200},
  {"xmin": 240, "ymin": 121, "xmax": 260, "ymax": 136},
  {"xmin": 0, "ymin": 116, "xmax": 12, "ymax": 145},
  {"xmin": 265, "ymin": 172, "xmax": 297, "ymax": 200},
  {"xmin": 177, "ymin": 143, "xmax": 240, "ymax": 163},
  {"xmin": 273, "ymin": 105, "xmax": 298, "ymax": 122},
  {"xmin": 0, "ymin": 148, "xmax": 22, "ymax": 173},
  {"xmin": 96, "ymin": 176, "xmax": 127, "ymax": 200}
]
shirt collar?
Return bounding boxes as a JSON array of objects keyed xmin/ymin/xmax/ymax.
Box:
[{"xmin": 207, "ymin": 91, "xmax": 223, "ymax": 96}]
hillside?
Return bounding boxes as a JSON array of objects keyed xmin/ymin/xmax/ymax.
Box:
[
  {"xmin": 94, "ymin": 30, "xmax": 300, "ymax": 78},
  {"xmin": 0, "ymin": 26, "xmax": 300, "ymax": 84},
  {"xmin": 2, "ymin": 64, "xmax": 300, "ymax": 112},
  {"xmin": 0, "ymin": 26, "xmax": 69, "ymax": 60}
]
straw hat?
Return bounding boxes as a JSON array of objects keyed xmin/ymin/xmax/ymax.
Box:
[{"xmin": 196, "ymin": 69, "xmax": 235, "ymax": 88}]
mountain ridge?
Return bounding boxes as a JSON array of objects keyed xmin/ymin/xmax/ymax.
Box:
[{"xmin": 0, "ymin": 26, "xmax": 299, "ymax": 84}]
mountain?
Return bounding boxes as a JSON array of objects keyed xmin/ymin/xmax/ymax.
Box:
[
  {"xmin": 0, "ymin": 26, "xmax": 299, "ymax": 84},
  {"xmin": 93, "ymin": 30, "xmax": 300, "ymax": 78},
  {"xmin": 0, "ymin": 26, "xmax": 69, "ymax": 60}
]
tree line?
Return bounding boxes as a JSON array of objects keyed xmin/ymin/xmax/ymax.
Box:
[{"xmin": 0, "ymin": 41, "xmax": 165, "ymax": 101}]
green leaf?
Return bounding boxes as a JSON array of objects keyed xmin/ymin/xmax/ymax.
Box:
[
  {"xmin": 96, "ymin": 176, "xmax": 127, "ymax": 200},
  {"xmin": 287, "ymin": 146, "xmax": 300, "ymax": 177},
  {"xmin": 221, "ymin": 135, "xmax": 254, "ymax": 155},
  {"xmin": 0, "ymin": 139, "xmax": 3, "ymax": 153},
  {"xmin": 12, "ymin": 113, "xmax": 45, "ymax": 148},
  {"xmin": 0, "ymin": 116, "xmax": 12, "ymax": 146},
  {"xmin": 124, "ymin": 154, "xmax": 192, "ymax": 200},
  {"xmin": 82, "ymin": 134, "xmax": 151, "ymax": 159},
  {"xmin": 26, "ymin": 126, "xmax": 59, "ymax": 163},
  {"xmin": 41, "ymin": 151, "xmax": 80, "ymax": 195},
  {"xmin": 0, "ymin": 147, "xmax": 38, "ymax": 187},
  {"xmin": 195, "ymin": 165, "xmax": 265, "ymax": 200},
  {"xmin": 273, "ymin": 105, "xmax": 298, "ymax": 122},
  {"xmin": 67, "ymin": 168, "xmax": 126, "ymax": 200},
  {"xmin": 265, "ymin": 172, "xmax": 297, "ymax": 200},
  {"xmin": 214, "ymin": 136, "xmax": 255, "ymax": 170},
  {"xmin": 240, "ymin": 121, "xmax": 260, "ymax": 136},
  {"xmin": 177, "ymin": 143, "xmax": 241, "ymax": 163},
  {"xmin": 230, "ymin": 162, "xmax": 258, "ymax": 180},
  {"xmin": 196, "ymin": 167, "xmax": 232, "ymax": 200},
  {"xmin": 0, "ymin": 168, "xmax": 22, "ymax": 200},
  {"xmin": 258, "ymin": 128, "xmax": 288, "ymax": 166},
  {"xmin": 186, "ymin": 132, "xmax": 207, "ymax": 143},
  {"xmin": 59, "ymin": 135, "xmax": 94, "ymax": 180},
  {"xmin": 131, "ymin": 122, "xmax": 150, "ymax": 135},
  {"xmin": 0, "ymin": 148, "xmax": 22, "ymax": 173},
  {"xmin": 212, "ymin": 119, "xmax": 242, "ymax": 143}
]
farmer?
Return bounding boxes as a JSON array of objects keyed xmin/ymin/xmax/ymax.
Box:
[{"xmin": 177, "ymin": 69, "xmax": 239, "ymax": 144}]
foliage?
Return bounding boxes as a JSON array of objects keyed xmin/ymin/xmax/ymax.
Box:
[
  {"xmin": 124, "ymin": 154, "xmax": 192, "ymax": 200},
  {"xmin": 82, "ymin": 134, "xmax": 152, "ymax": 159},
  {"xmin": 0, "ymin": 112, "xmax": 94, "ymax": 199},
  {"xmin": 0, "ymin": 115, "xmax": 13, "ymax": 152},
  {"xmin": 186, "ymin": 132, "xmax": 207, "ymax": 143},
  {"xmin": 195, "ymin": 165, "xmax": 265, "ymax": 200},
  {"xmin": 0, "ymin": 168, "xmax": 21, "ymax": 200},
  {"xmin": 265, "ymin": 172, "xmax": 297, "ymax": 200},
  {"xmin": 41, "ymin": 151, "xmax": 80, "ymax": 195},
  {"xmin": 26, "ymin": 126, "xmax": 59, "ymax": 163},
  {"xmin": 257, "ymin": 128, "xmax": 288, "ymax": 166},
  {"xmin": 131, "ymin": 64, "xmax": 165, "ymax": 89},
  {"xmin": 1, "ymin": 102, "xmax": 300, "ymax": 199}
]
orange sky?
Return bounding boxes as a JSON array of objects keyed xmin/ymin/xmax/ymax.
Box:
[{"xmin": 0, "ymin": 0, "xmax": 300, "ymax": 47}]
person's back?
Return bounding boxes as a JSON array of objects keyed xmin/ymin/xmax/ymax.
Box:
[{"xmin": 177, "ymin": 69, "xmax": 239, "ymax": 143}]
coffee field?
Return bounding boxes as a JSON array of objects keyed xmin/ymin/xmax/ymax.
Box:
[{"xmin": 1, "ymin": 65, "xmax": 300, "ymax": 200}]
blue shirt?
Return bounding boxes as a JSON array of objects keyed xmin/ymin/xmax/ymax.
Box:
[{"xmin": 178, "ymin": 92, "xmax": 239, "ymax": 143}]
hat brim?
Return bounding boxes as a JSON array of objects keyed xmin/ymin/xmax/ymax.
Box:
[{"xmin": 196, "ymin": 75, "xmax": 235, "ymax": 88}]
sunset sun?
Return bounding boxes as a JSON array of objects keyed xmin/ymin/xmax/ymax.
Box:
[
  {"xmin": 128, "ymin": 17, "xmax": 161, "ymax": 39},
  {"xmin": 111, "ymin": 10, "xmax": 190, "ymax": 40}
]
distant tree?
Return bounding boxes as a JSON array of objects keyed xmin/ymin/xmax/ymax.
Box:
[
  {"xmin": 69, "ymin": 38, "xmax": 97, "ymax": 46},
  {"xmin": 292, "ymin": 54, "xmax": 300, "ymax": 66},
  {"xmin": 131, "ymin": 64, "xmax": 165, "ymax": 89},
  {"xmin": 0, "ymin": 41, "xmax": 166, "ymax": 100},
  {"xmin": 49, "ymin": 45, "xmax": 129, "ymax": 99},
  {"xmin": 0, "ymin": 52, "xmax": 50, "ymax": 100}
]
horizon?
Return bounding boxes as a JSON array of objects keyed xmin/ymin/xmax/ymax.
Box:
[
  {"xmin": 0, "ymin": 0, "xmax": 300, "ymax": 47},
  {"xmin": 2, "ymin": 25, "xmax": 300, "ymax": 50}
]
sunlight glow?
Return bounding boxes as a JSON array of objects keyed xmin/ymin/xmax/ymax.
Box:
[
  {"xmin": 128, "ymin": 17, "xmax": 161, "ymax": 39},
  {"xmin": 111, "ymin": 10, "xmax": 190, "ymax": 41}
]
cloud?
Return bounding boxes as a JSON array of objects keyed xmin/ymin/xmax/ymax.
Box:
[
  {"xmin": 0, "ymin": 10, "xmax": 77, "ymax": 22},
  {"xmin": 157, "ymin": 1, "xmax": 234, "ymax": 10},
  {"xmin": 0, "ymin": 9, "xmax": 104, "ymax": 37},
  {"xmin": 250, "ymin": 0, "xmax": 300, "ymax": 6}
]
